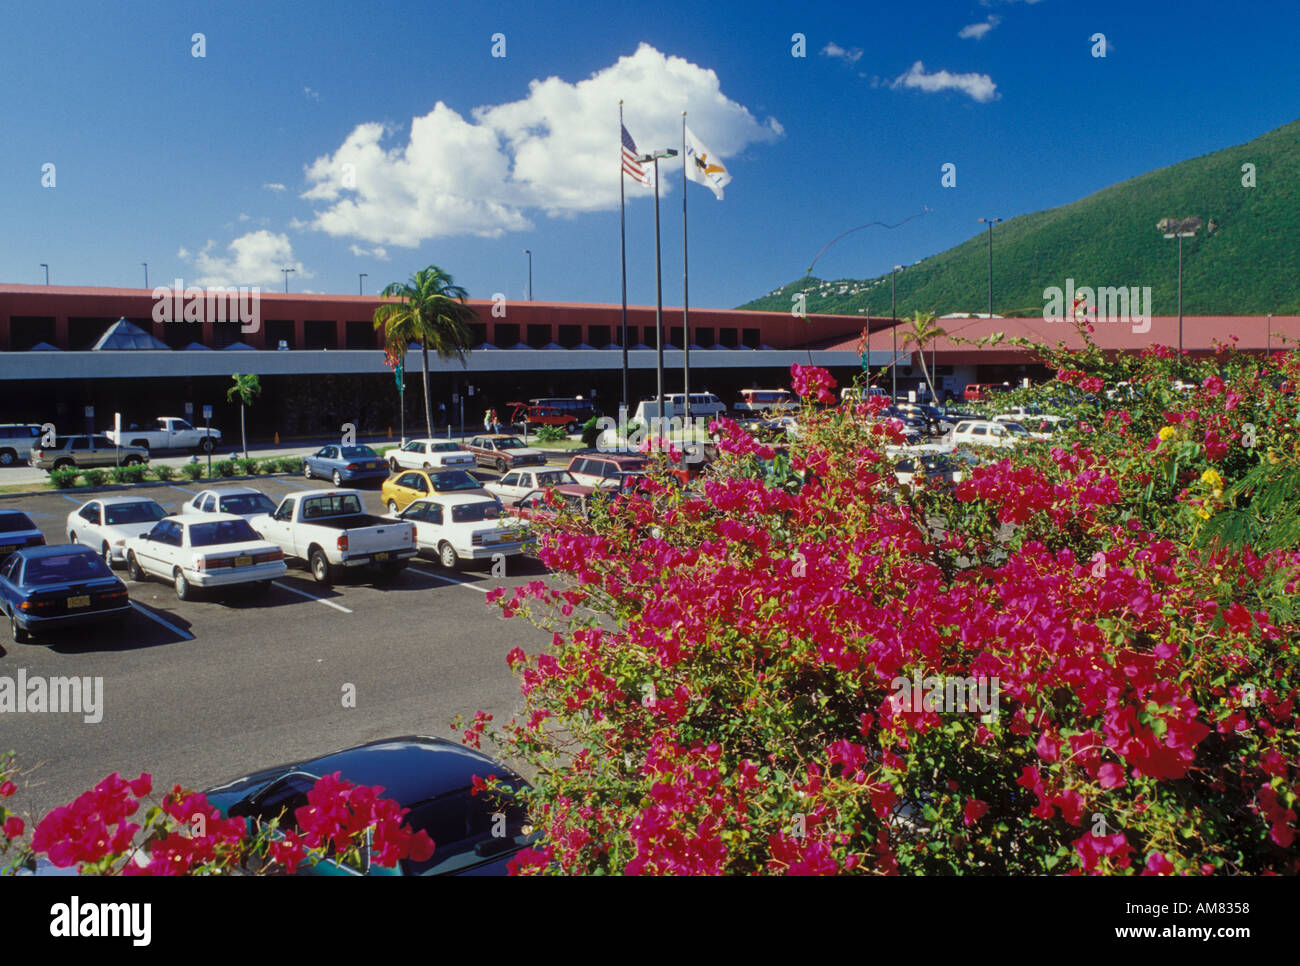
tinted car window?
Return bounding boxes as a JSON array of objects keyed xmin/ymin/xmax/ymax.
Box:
[
  {"xmin": 495, "ymin": 438, "xmax": 527, "ymax": 450},
  {"xmin": 0, "ymin": 512, "xmax": 36, "ymax": 532},
  {"xmin": 219, "ymin": 494, "xmax": 276, "ymax": 516},
  {"xmin": 189, "ymin": 519, "xmax": 260, "ymax": 547},
  {"xmin": 340, "ymin": 446, "xmax": 378, "ymax": 459},
  {"xmin": 429, "ymin": 471, "xmax": 480, "ymax": 492},
  {"xmin": 451, "ymin": 501, "xmax": 502, "ymax": 523},
  {"xmin": 25, "ymin": 551, "xmax": 112, "ymax": 584},
  {"xmin": 301, "ymin": 494, "xmax": 363, "ymax": 518},
  {"xmin": 104, "ymin": 502, "xmax": 167, "ymax": 526}
]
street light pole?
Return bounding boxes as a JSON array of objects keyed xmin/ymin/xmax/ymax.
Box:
[
  {"xmin": 977, "ymin": 217, "xmax": 1002, "ymax": 320},
  {"xmin": 142, "ymin": 262, "xmax": 148, "ymax": 289},
  {"xmin": 891, "ymin": 265, "xmax": 902, "ymax": 400},
  {"xmin": 1162, "ymin": 227, "xmax": 1197, "ymax": 353},
  {"xmin": 638, "ymin": 148, "xmax": 678, "ymax": 433},
  {"xmin": 282, "ymin": 268, "xmax": 295, "ymax": 293},
  {"xmin": 523, "ymin": 250, "xmax": 532, "ymax": 301}
]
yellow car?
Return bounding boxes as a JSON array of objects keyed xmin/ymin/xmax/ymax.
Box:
[{"xmin": 380, "ymin": 468, "xmax": 487, "ymax": 514}]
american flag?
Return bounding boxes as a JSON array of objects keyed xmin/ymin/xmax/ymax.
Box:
[{"xmin": 622, "ymin": 124, "xmax": 653, "ymax": 187}]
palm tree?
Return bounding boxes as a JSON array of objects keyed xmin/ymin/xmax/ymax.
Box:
[
  {"xmin": 373, "ymin": 267, "xmax": 478, "ymax": 438},
  {"xmin": 227, "ymin": 373, "xmax": 262, "ymax": 459},
  {"xmin": 902, "ymin": 310, "xmax": 947, "ymax": 403}
]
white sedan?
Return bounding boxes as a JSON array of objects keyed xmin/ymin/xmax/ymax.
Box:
[
  {"xmin": 180, "ymin": 487, "xmax": 279, "ymax": 521},
  {"xmin": 483, "ymin": 468, "xmax": 578, "ymax": 506},
  {"xmin": 390, "ymin": 493, "xmax": 523, "ymax": 569},
  {"xmin": 388, "ymin": 439, "xmax": 476, "ymax": 472},
  {"xmin": 66, "ymin": 496, "xmax": 170, "ymax": 566},
  {"xmin": 124, "ymin": 513, "xmax": 287, "ymax": 600}
]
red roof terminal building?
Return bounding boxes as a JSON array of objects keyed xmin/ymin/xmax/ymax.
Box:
[{"xmin": 1, "ymin": 283, "xmax": 1295, "ymax": 439}]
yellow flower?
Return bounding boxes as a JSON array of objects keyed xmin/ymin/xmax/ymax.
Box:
[
  {"xmin": 1201, "ymin": 468, "xmax": 1223, "ymax": 489},
  {"xmin": 1197, "ymin": 508, "xmax": 1211, "ymax": 520},
  {"xmin": 1158, "ymin": 426, "xmax": 1176, "ymax": 442}
]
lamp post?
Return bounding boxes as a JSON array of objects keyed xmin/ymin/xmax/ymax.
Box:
[
  {"xmin": 637, "ymin": 148, "xmax": 678, "ymax": 432},
  {"xmin": 282, "ymin": 268, "xmax": 295, "ymax": 293},
  {"xmin": 40, "ymin": 264, "xmax": 49, "ymax": 285},
  {"xmin": 1162, "ymin": 226, "xmax": 1198, "ymax": 353},
  {"xmin": 977, "ymin": 217, "xmax": 1002, "ymax": 320},
  {"xmin": 891, "ymin": 265, "xmax": 902, "ymax": 400},
  {"xmin": 142, "ymin": 262, "xmax": 148, "ymax": 289},
  {"xmin": 523, "ymin": 250, "xmax": 532, "ymax": 301},
  {"xmin": 359, "ymin": 273, "xmax": 367, "ymax": 296}
]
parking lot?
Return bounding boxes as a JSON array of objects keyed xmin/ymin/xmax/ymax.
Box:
[{"xmin": 0, "ymin": 470, "xmax": 558, "ymax": 815}]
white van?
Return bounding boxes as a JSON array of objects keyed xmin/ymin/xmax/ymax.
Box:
[
  {"xmin": 735, "ymin": 389, "xmax": 799, "ymax": 415},
  {"xmin": 663, "ymin": 393, "xmax": 725, "ymax": 420}
]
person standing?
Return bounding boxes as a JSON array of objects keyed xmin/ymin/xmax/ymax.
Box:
[{"xmin": 483, "ymin": 408, "xmax": 492, "ymax": 434}]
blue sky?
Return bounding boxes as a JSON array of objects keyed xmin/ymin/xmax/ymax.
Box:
[{"xmin": 2, "ymin": 0, "xmax": 1297, "ymax": 309}]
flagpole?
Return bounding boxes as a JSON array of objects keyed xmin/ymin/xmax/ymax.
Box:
[
  {"xmin": 619, "ymin": 101, "xmax": 630, "ymax": 418},
  {"xmin": 682, "ymin": 112, "xmax": 691, "ymax": 428}
]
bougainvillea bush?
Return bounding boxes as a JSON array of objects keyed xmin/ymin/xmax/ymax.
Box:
[{"xmin": 476, "ymin": 343, "xmax": 1299, "ymax": 875}]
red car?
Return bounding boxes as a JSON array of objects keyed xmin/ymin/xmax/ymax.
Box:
[
  {"xmin": 507, "ymin": 403, "xmax": 576, "ymax": 433},
  {"xmin": 506, "ymin": 485, "xmax": 602, "ymax": 525}
]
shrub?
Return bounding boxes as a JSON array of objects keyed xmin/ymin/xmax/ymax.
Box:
[
  {"xmin": 237, "ymin": 458, "xmax": 259, "ymax": 476},
  {"xmin": 48, "ymin": 468, "xmax": 79, "ymax": 490},
  {"xmin": 535, "ymin": 425, "xmax": 567, "ymax": 443},
  {"xmin": 581, "ymin": 416, "xmax": 602, "ymax": 449},
  {"xmin": 81, "ymin": 469, "xmax": 107, "ymax": 487},
  {"xmin": 213, "ymin": 460, "xmax": 236, "ymax": 478},
  {"xmin": 109, "ymin": 464, "xmax": 146, "ymax": 485},
  {"xmin": 153, "ymin": 464, "xmax": 177, "ymax": 482},
  {"xmin": 180, "ymin": 462, "xmax": 204, "ymax": 481},
  {"xmin": 275, "ymin": 457, "xmax": 303, "ymax": 474}
]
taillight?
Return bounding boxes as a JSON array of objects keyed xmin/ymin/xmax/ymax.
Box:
[
  {"xmin": 254, "ymin": 550, "xmax": 283, "ymax": 563},
  {"xmin": 409, "ymin": 525, "xmax": 417, "ymax": 539},
  {"xmin": 337, "ymin": 534, "xmax": 348, "ymax": 551},
  {"xmin": 472, "ymin": 533, "xmax": 483, "ymax": 546},
  {"xmin": 346, "ymin": 463, "xmax": 360, "ymax": 471},
  {"xmin": 195, "ymin": 558, "xmax": 205, "ymax": 572}
]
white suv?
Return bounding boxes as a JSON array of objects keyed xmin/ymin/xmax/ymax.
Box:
[
  {"xmin": 949, "ymin": 419, "xmax": 1028, "ymax": 449},
  {"xmin": 0, "ymin": 424, "xmax": 44, "ymax": 468}
]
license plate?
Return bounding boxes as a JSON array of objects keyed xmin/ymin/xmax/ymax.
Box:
[
  {"xmin": 67, "ymin": 595, "xmax": 90, "ymax": 608},
  {"xmin": 367, "ymin": 462, "xmax": 377, "ymax": 469},
  {"xmin": 374, "ymin": 552, "xmax": 389, "ymax": 561},
  {"xmin": 235, "ymin": 555, "xmax": 252, "ymax": 568}
]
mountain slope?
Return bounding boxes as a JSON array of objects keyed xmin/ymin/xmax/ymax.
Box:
[{"xmin": 740, "ymin": 119, "xmax": 1300, "ymax": 317}]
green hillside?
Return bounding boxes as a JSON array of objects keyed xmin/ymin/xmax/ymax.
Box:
[{"xmin": 740, "ymin": 119, "xmax": 1300, "ymax": 318}]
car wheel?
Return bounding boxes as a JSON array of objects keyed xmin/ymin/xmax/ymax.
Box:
[
  {"xmin": 124, "ymin": 455, "xmax": 143, "ymax": 466},
  {"xmin": 10, "ymin": 610, "xmax": 30, "ymax": 644},
  {"xmin": 126, "ymin": 551, "xmax": 145, "ymax": 582},
  {"xmin": 0, "ymin": 450, "xmax": 15, "ymax": 467},
  {"xmin": 303, "ymin": 462, "xmax": 313, "ymax": 479},
  {"xmin": 199, "ymin": 438, "xmax": 215, "ymax": 453},
  {"xmin": 173, "ymin": 568, "xmax": 193, "ymax": 601},
  {"xmin": 102, "ymin": 543, "xmax": 114, "ymax": 568},
  {"xmin": 496, "ymin": 458, "xmax": 507, "ymax": 473},
  {"xmin": 389, "ymin": 457, "xmax": 399, "ymax": 472},
  {"xmin": 53, "ymin": 459, "xmax": 74, "ymax": 471},
  {"xmin": 309, "ymin": 548, "xmax": 335, "ymax": 585},
  {"xmin": 567, "ymin": 422, "xmax": 579, "ymax": 434},
  {"xmin": 422, "ymin": 462, "xmax": 431, "ymax": 470},
  {"xmin": 68, "ymin": 530, "xmax": 78, "ymax": 544},
  {"xmin": 333, "ymin": 470, "xmax": 344, "ymax": 487},
  {"xmin": 387, "ymin": 499, "xmax": 399, "ymax": 514},
  {"xmin": 438, "ymin": 541, "xmax": 458, "ymax": 569}
]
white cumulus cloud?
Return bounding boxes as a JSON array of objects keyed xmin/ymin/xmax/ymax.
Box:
[
  {"xmin": 188, "ymin": 230, "xmax": 308, "ymax": 288},
  {"xmin": 959, "ymin": 16, "xmax": 1000, "ymax": 39},
  {"xmin": 891, "ymin": 61, "xmax": 998, "ymax": 103},
  {"xmin": 349, "ymin": 244, "xmax": 389, "ymax": 260},
  {"xmin": 821, "ymin": 42, "xmax": 864, "ymax": 65},
  {"xmin": 299, "ymin": 43, "xmax": 782, "ymax": 246}
]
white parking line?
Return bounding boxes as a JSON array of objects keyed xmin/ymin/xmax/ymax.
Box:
[
  {"xmin": 263, "ymin": 477, "xmax": 315, "ymax": 489},
  {"xmin": 58, "ymin": 494, "xmax": 83, "ymax": 504},
  {"xmin": 409, "ymin": 565, "xmax": 489, "ymax": 594},
  {"xmin": 271, "ymin": 581, "xmax": 353, "ymax": 613},
  {"xmin": 163, "ymin": 483, "xmax": 199, "ymax": 495},
  {"xmin": 129, "ymin": 601, "xmax": 196, "ymax": 640}
]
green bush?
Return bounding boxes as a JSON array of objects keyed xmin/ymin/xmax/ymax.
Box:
[
  {"xmin": 237, "ymin": 458, "xmax": 259, "ymax": 476},
  {"xmin": 180, "ymin": 462, "xmax": 204, "ymax": 481},
  {"xmin": 153, "ymin": 464, "xmax": 177, "ymax": 482},
  {"xmin": 275, "ymin": 457, "xmax": 303, "ymax": 474},
  {"xmin": 109, "ymin": 464, "xmax": 146, "ymax": 484},
  {"xmin": 49, "ymin": 468, "xmax": 79, "ymax": 489},
  {"xmin": 213, "ymin": 460, "xmax": 236, "ymax": 478},
  {"xmin": 535, "ymin": 425, "xmax": 567, "ymax": 443},
  {"xmin": 82, "ymin": 468, "xmax": 107, "ymax": 487},
  {"xmin": 581, "ymin": 416, "xmax": 602, "ymax": 449}
]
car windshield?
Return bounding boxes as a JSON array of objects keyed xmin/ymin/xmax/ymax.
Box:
[
  {"xmin": 430, "ymin": 443, "xmax": 461, "ymax": 453},
  {"xmin": 219, "ymin": 493, "xmax": 277, "ymax": 515},
  {"xmin": 189, "ymin": 519, "xmax": 261, "ymax": 546},
  {"xmin": 451, "ymin": 501, "xmax": 503, "ymax": 523},
  {"xmin": 1002, "ymin": 422, "xmax": 1030, "ymax": 435},
  {"xmin": 0, "ymin": 512, "xmax": 36, "ymax": 533},
  {"xmin": 535, "ymin": 471, "xmax": 575, "ymax": 487},
  {"xmin": 24, "ymin": 552, "xmax": 111, "ymax": 584},
  {"xmin": 495, "ymin": 438, "xmax": 527, "ymax": 450},
  {"xmin": 104, "ymin": 502, "xmax": 167, "ymax": 526},
  {"xmin": 340, "ymin": 446, "xmax": 378, "ymax": 459},
  {"xmin": 430, "ymin": 471, "xmax": 481, "ymax": 492}
]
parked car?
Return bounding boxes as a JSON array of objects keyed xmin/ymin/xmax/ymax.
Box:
[
  {"xmin": 529, "ymin": 397, "xmax": 602, "ymax": 425},
  {"xmin": 506, "ymin": 403, "xmax": 574, "ymax": 433},
  {"xmin": 949, "ymin": 419, "xmax": 1028, "ymax": 449},
  {"xmin": 894, "ymin": 454, "xmax": 970, "ymax": 487},
  {"xmin": 0, "ymin": 424, "xmax": 45, "ymax": 468},
  {"xmin": 464, "ymin": 435, "xmax": 547, "ymax": 472},
  {"xmin": 992, "ymin": 412, "xmax": 1070, "ymax": 440},
  {"xmin": 663, "ymin": 392, "xmax": 726, "ymax": 420},
  {"xmin": 962, "ymin": 383, "xmax": 1011, "ymax": 403},
  {"xmin": 251, "ymin": 489, "xmax": 416, "ymax": 584},
  {"xmin": 303, "ymin": 444, "xmax": 389, "ymax": 486},
  {"xmin": 124, "ymin": 514, "xmax": 287, "ymax": 600},
  {"xmin": 0, "ymin": 510, "xmax": 46, "ymax": 560},
  {"xmin": 734, "ymin": 388, "xmax": 798, "ymax": 416},
  {"xmin": 393, "ymin": 494, "xmax": 524, "ymax": 569},
  {"xmin": 506, "ymin": 485, "xmax": 603, "ymax": 526},
  {"xmin": 565, "ymin": 454, "xmax": 649, "ymax": 489},
  {"xmin": 387, "ymin": 439, "xmax": 475, "ymax": 473},
  {"xmin": 203, "ymin": 736, "xmax": 534, "ymax": 876},
  {"xmin": 106, "ymin": 416, "xmax": 221, "ymax": 453},
  {"xmin": 0, "ymin": 544, "xmax": 131, "ymax": 644},
  {"xmin": 30, "ymin": 435, "xmax": 149, "ymax": 472},
  {"xmin": 381, "ymin": 468, "xmax": 488, "ymax": 514},
  {"xmin": 181, "ymin": 487, "xmax": 279, "ymax": 522},
  {"xmin": 892, "ymin": 403, "xmax": 958, "ymax": 436},
  {"xmin": 66, "ymin": 496, "xmax": 169, "ymax": 566},
  {"xmin": 484, "ymin": 468, "xmax": 579, "ymax": 506}
]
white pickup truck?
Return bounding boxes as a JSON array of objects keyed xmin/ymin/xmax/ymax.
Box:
[
  {"xmin": 250, "ymin": 489, "xmax": 416, "ymax": 584},
  {"xmin": 106, "ymin": 417, "xmax": 222, "ymax": 453}
]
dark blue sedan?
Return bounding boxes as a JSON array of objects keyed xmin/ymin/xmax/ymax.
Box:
[
  {"xmin": 0, "ymin": 509, "xmax": 47, "ymax": 560},
  {"xmin": 204, "ymin": 736, "xmax": 535, "ymax": 876},
  {"xmin": 0, "ymin": 544, "xmax": 131, "ymax": 644},
  {"xmin": 302, "ymin": 444, "xmax": 390, "ymax": 486}
]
